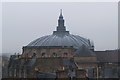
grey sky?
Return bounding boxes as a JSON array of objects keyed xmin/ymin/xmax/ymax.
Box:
[
  {"xmin": 2, "ymin": 2, "xmax": 118, "ymax": 54},
  {"xmin": 118, "ymin": 2, "xmax": 120, "ymax": 49},
  {"xmin": 0, "ymin": 2, "xmax": 2, "ymax": 54},
  {"xmin": 1, "ymin": 0, "xmax": 119, "ymax": 2}
]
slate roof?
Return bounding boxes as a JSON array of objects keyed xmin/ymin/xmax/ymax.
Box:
[
  {"xmin": 75, "ymin": 45, "xmax": 96, "ymax": 57},
  {"xmin": 27, "ymin": 34, "xmax": 93, "ymax": 49},
  {"xmin": 95, "ymin": 50, "xmax": 119, "ymax": 62}
]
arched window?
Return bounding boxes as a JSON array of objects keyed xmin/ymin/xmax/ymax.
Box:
[
  {"xmin": 41, "ymin": 52, "xmax": 45, "ymax": 57},
  {"xmin": 52, "ymin": 52, "xmax": 57, "ymax": 57},
  {"xmin": 33, "ymin": 53, "xmax": 36, "ymax": 57},
  {"xmin": 63, "ymin": 52, "xmax": 68, "ymax": 57}
]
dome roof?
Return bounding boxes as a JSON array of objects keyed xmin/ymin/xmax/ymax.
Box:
[
  {"xmin": 75, "ymin": 45, "xmax": 96, "ymax": 57},
  {"xmin": 27, "ymin": 33, "xmax": 93, "ymax": 49},
  {"xmin": 27, "ymin": 10, "xmax": 94, "ymax": 49}
]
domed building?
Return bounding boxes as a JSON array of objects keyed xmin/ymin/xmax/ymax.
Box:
[
  {"xmin": 22, "ymin": 10, "xmax": 94, "ymax": 58},
  {"xmin": 27, "ymin": 11, "xmax": 93, "ymax": 49},
  {"xmin": 6, "ymin": 10, "xmax": 119, "ymax": 79}
]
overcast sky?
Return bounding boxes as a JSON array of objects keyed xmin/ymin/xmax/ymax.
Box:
[{"xmin": 2, "ymin": 2, "xmax": 118, "ymax": 54}]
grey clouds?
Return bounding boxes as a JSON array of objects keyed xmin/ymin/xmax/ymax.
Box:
[{"xmin": 2, "ymin": 2, "xmax": 118, "ymax": 54}]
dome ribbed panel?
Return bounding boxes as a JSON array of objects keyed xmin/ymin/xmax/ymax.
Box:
[{"xmin": 27, "ymin": 33, "xmax": 93, "ymax": 49}]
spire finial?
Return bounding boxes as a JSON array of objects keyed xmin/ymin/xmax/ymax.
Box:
[
  {"xmin": 53, "ymin": 10, "xmax": 69, "ymax": 34},
  {"xmin": 60, "ymin": 9, "xmax": 62, "ymax": 15},
  {"xmin": 59, "ymin": 9, "xmax": 63, "ymax": 18}
]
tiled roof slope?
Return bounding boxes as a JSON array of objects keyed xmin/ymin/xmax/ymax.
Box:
[{"xmin": 95, "ymin": 50, "xmax": 119, "ymax": 62}]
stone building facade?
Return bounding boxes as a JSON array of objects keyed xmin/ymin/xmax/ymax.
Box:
[{"xmin": 6, "ymin": 10, "xmax": 119, "ymax": 79}]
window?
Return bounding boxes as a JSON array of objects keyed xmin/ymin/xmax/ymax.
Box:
[
  {"xmin": 41, "ymin": 52, "xmax": 45, "ymax": 57},
  {"xmin": 63, "ymin": 52, "xmax": 68, "ymax": 57},
  {"xmin": 52, "ymin": 52, "xmax": 57, "ymax": 57},
  {"xmin": 64, "ymin": 52, "xmax": 68, "ymax": 55},
  {"xmin": 33, "ymin": 53, "xmax": 36, "ymax": 57}
]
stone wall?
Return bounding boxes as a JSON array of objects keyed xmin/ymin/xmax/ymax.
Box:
[{"xmin": 22, "ymin": 46, "xmax": 75, "ymax": 58}]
